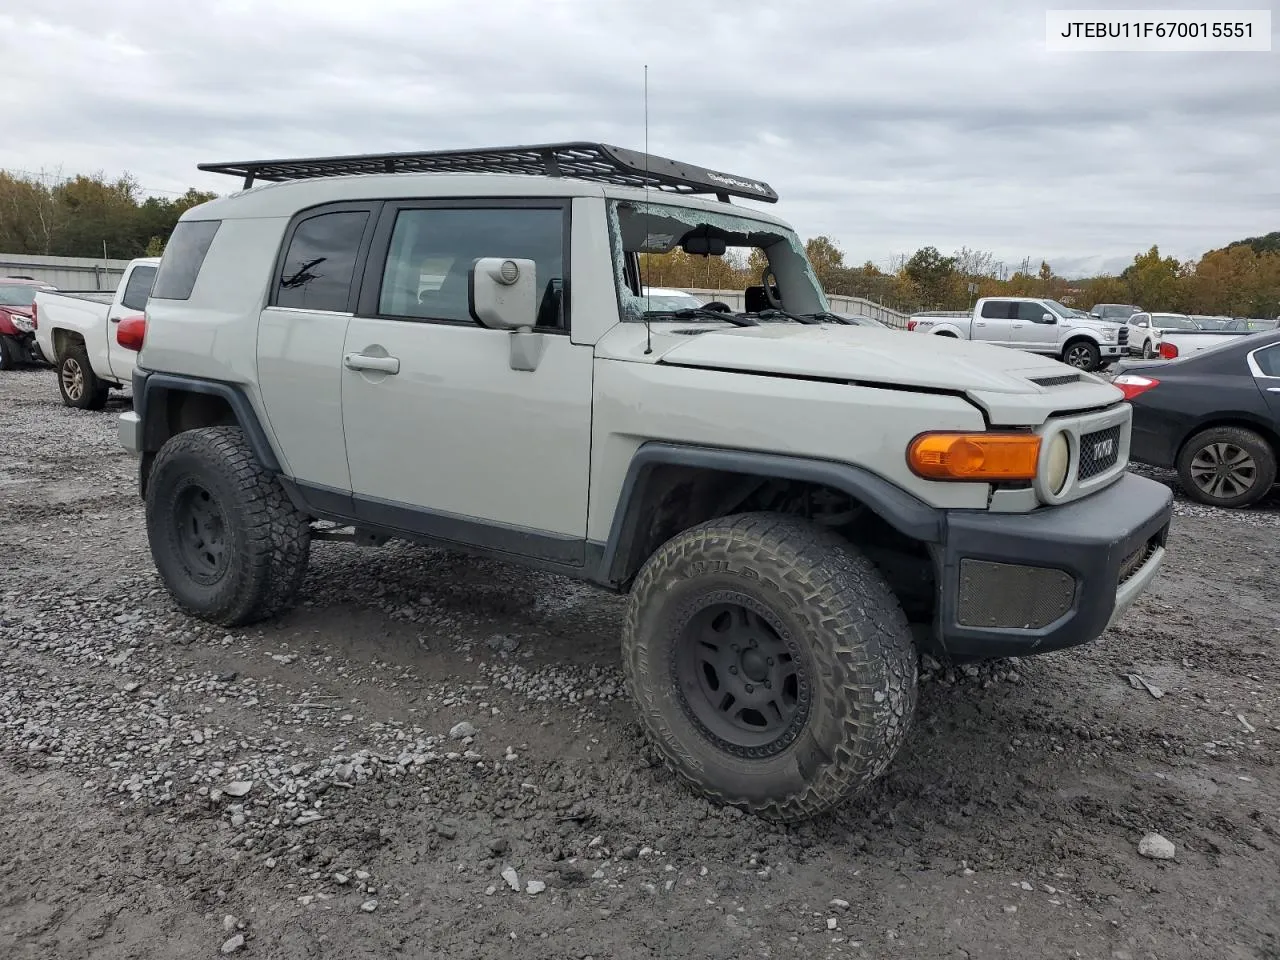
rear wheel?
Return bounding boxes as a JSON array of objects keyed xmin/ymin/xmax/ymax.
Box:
[
  {"xmin": 1176, "ymin": 426, "xmax": 1277, "ymax": 508},
  {"xmin": 58, "ymin": 344, "xmax": 109, "ymax": 409},
  {"xmin": 1063, "ymin": 339, "xmax": 1101, "ymax": 370},
  {"xmin": 146, "ymin": 426, "xmax": 311, "ymax": 625},
  {"xmin": 622, "ymin": 513, "xmax": 918, "ymax": 822}
]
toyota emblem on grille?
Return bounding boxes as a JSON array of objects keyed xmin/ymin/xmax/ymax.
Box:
[{"xmin": 1092, "ymin": 438, "xmax": 1115, "ymax": 460}]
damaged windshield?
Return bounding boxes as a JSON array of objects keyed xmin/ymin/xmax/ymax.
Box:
[{"xmin": 609, "ymin": 199, "xmax": 828, "ymax": 324}]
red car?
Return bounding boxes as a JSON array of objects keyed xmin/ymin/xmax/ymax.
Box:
[{"xmin": 0, "ymin": 277, "xmax": 57, "ymax": 369}]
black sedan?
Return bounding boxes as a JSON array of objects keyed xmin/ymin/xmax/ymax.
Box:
[{"xmin": 1113, "ymin": 330, "xmax": 1280, "ymax": 508}]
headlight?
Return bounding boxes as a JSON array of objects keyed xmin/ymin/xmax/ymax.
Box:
[
  {"xmin": 1045, "ymin": 433, "xmax": 1071, "ymax": 494},
  {"xmin": 10, "ymin": 315, "xmax": 34, "ymax": 333},
  {"xmin": 1100, "ymin": 328, "xmax": 1115, "ymax": 342}
]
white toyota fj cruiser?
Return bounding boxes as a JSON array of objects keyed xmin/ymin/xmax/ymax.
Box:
[{"xmin": 119, "ymin": 142, "xmax": 1172, "ymax": 821}]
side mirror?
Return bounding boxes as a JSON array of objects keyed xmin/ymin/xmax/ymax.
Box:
[
  {"xmin": 1041, "ymin": 312, "xmax": 1056, "ymax": 324},
  {"xmin": 469, "ymin": 258, "xmax": 537, "ymax": 331}
]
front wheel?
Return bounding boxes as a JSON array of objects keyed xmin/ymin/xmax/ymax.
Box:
[
  {"xmin": 1142, "ymin": 338, "xmax": 1156, "ymax": 360},
  {"xmin": 622, "ymin": 513, "xmax": 918, "ymax": 822},
  {"xmin": 1063, "ymin": 340, "xmax": 1101, "ymax": 370},
  {"xmin": 1176, "ymin": 426, "xmax": 1277, "ymax": 508},
  {"xmin": 146, "ymin": 426, "xmax": 312, "ymax": 625},
  {"xmin": 0, "ymin": 335, "xmax": 17, "ymax": 371}
]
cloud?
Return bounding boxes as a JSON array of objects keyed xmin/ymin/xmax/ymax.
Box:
[{"xmin": 1, "ymin": 0, "xmax": 1275, "ymax": 274}]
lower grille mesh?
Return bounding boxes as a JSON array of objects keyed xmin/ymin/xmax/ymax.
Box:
[{"xmin": 957, "ymin": 560, "xmax": 1076, "ymax": 629}]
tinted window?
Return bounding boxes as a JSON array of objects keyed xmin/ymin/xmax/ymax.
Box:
[
  {"xmin": 151, "ymin": 220, "xmax": 221, "ymax": 300},
  {"xmin": 1017, "ymin": 301, "xmax": 1049, "ymax": 321},
  {"xmin": 1255, "ymin": 345, "xmax": 1280, "ymax": 377},
  {"xmin": 378, "ymin": 207, "xmax": 565, "ymax": 327},
  {"xmin": 980, "ymin": 300, "xmax": 1013, "ymax": 319},
  {"xmin": 119, "ymin": 265, "xmax": 156, "ymax": 312},
  {"xmin": 276, "ymin": 211, "xmax": 369, "ymax": 312}
]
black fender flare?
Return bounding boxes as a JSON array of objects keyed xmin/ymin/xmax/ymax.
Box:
[
  {"xmin": 133, "ymin": 369, "xmax": 282, "ymax": 473},
  {"xmin": 596, "ymin": 442, "xmax": 943, "ymax": 586}
]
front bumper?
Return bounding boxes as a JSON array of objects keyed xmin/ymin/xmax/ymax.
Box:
[
  {"xmin": 934, "ymin": 472, "xmax": 1172, "ymax": 660},
  {"xmin": 1100, "ymin": 342, "xmax": 1124, "ymax": 358}
]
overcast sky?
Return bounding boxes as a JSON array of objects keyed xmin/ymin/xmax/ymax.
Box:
[{"xmin": 3, "ymin": 0, "xmax": 1277, "ymax": 276}]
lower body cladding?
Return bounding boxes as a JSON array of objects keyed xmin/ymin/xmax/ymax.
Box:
[{"xmin": 933, "ymin": 472, "xmax": 1172, "ymax": 659}]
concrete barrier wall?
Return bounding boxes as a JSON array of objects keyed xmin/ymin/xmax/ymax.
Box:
[{"xmin": 0, "ymin": 253, "xmax": 130, "ymax": 291}]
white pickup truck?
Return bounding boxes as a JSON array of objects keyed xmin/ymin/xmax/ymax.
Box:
[
  {"xmin": 908, "ymin": 297, "xmax": 1127, "ymax": 371},
  {"xmin": 34, "ymin": 257, "xmax": 159, "ymax": 408}
]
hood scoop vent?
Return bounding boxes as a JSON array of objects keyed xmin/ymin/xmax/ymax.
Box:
[{"xmin": 1029, "ymin": 373, "xmax": 1082, "ymax": 387}]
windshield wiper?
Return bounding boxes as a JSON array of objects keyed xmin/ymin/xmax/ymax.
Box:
[
  {"xmin": 803, "ymin": 311, "xmax": 855, "ymax": 324},
  {"xmin": 646, "ymin": 308, "xmax": 759, "ymax": 327},
  {"xmin": 753, "ymin": 308, "xmax": 821, "ymax": 325}
]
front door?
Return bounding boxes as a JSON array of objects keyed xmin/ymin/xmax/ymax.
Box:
[
  {"xmin": 340, "ymin": 200, "xmax": 593, "ymax": 564},
  {"xmin": 1013, "ymin": 300, "xmax": 1059, "ymax": 352}
]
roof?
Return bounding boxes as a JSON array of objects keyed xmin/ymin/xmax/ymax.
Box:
[{"xmin": 0, "ymin": 277, "xmax": 54, "ymax": 286}]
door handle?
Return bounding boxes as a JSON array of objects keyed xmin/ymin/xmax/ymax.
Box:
[
  {"xmin": 1012, "ymin": 323, "xmax": 1024, "ymax": 328},
  {"xmin": 1267, "ymin": 387, "xmax": 1280, "ymax": 393},
  {"xmin": 109, "ymin": 316, "xmax": 122, "ymax": 323},
  {"xmin": 344, "ymin": 353, "xmax": 400, "ymax": 374},
  {"xmin": 975, "ymin": 321, "xmax": 986, "ymax": 327}
]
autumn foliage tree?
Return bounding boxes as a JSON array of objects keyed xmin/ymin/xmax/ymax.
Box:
[{"xmin": 0, "ymin": 170, "xmax": 215, "ymax": 259}]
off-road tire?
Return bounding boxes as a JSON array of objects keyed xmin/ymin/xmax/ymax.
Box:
[
  {"xmin": 1063, "ymin": 339, "xmax": 1101, "ymax": 371},
  {"xmin": 1176, "ymin": 426, "xmax": 1277, "ymax": 509},
  {"xmin": 57, "ymin": 343, "xmax": 109, "ymax": 409},
  {"xmin": 622, "ymin": 512, "xmax": 918, "ymax": 822},
  {"xmin": 146, "ymin": 426, "xmax": 311, "ymax": 625},
  {"xmin": 0, "ymin": 335, "xmax": 18, "ymax": 371}
]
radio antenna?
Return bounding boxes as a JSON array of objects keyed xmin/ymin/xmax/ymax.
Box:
[{"xmin": 642, "ymin": 63, "xmax": 653, "ymax": 356}]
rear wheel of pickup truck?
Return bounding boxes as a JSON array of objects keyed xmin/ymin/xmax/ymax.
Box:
[
  {"xmin": 622, "ymin": 512, "xmax": 917, "ymax": 822},
  {"xmin": 57, "ymin": 345, "xmax": 109, "ymax": 410},
  {"xmin": 145, "ymin": 426, "xmax": 311, "ymax": 626}
]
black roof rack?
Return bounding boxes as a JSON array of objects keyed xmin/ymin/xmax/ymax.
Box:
[{"xmin": 197, "ymin": 141, "xmax": 778, "ymax": 204}]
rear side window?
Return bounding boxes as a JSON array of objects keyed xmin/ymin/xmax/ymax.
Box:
[
  {"xmin": 275, "ymin": 211, "xmax": 370, "ymax": 312},
  {"xmin": 1254, "ymin": 345, "xmax": 1280, "ymax": 377},
  {"xmin": 151, "ymin": 220, "xmax": 221, "ymax": 300},
  {"xmin": 119, "ymin": 264, "xmax": 156, "ymax": 312},
  {"xmin": 980, "ymin": 300, "xmax": 1013, "ymax": 319}
]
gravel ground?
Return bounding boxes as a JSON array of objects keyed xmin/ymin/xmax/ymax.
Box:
[{"xmin": 1, "ymin": 367, "xmax": 1277, "ymax": 960}]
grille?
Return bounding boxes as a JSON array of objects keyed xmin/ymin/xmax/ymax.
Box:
[
  {"xmin": 1078, "ymin": 425, "xmax": 1122, "ymax": 481},
  {"xmin": 957, "ymin": 560, "xmax": 1076, "ymax": 629},
  {"xmin": 1030, "ymin": 373, "xmax": 1081, "ymax": 387},
  {"xmin": 1117, "ymin": 327, "xmax": 1129, "ymax": 346},
  {"xmin": 1119, "ymin": 538, "xmax": 1158, "ymax": 585}
]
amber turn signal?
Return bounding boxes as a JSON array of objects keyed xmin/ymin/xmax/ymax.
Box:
[{"xmin": 907, "ymin": 432, "xmax": 1041, "ymax": 481}]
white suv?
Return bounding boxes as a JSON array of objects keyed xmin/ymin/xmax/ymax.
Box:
[{"xmin": 119, "ymin": 142, "xmax": 1172, "ymax": 821}]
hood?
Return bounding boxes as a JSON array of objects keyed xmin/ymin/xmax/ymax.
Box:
[
  {"xmin": 1, "ymin": 306, "xmax": 33, "ymax": 318},
  {"xmin": 596, "ymin": 322, "xmax": 1123, "ymax": 426}
]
